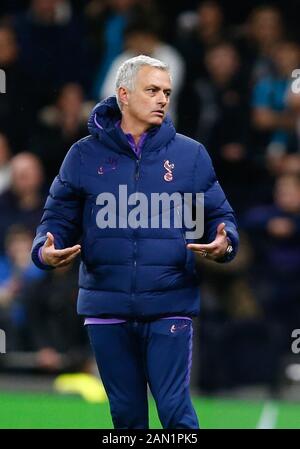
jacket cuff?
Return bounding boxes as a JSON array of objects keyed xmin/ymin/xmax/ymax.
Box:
[
  {"xmin": 216, "ymin": 233, "xmax": 238, "ymax": 264},
  {"xmin": 31, "ymin": 241, "xmax": 55, "ymax": 270}
]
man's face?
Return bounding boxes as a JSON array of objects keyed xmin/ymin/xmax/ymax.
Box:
[
  {"xmin": 11, "ymin": 155, "xmax": 43, "ymax": 195},
  {"xmin": 120, "ymin": 66, "xmax": 172, "ymax": 128}
]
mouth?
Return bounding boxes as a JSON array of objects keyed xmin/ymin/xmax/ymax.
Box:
[{"xmin": 152, "ymin": 110, "xmax": 164, "ymax": 117}]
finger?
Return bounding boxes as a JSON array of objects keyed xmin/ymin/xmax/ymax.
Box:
[
  {"xmin": 194, "ymin": 247, "xmax": 224, "ymax": 261},
  {"xmin": 55, "ymin": 249, "xmax": 81, "ymax": 267},
  {"xmin": 44, "ymin": 232, "xmax": 55, "ymax": 248},
  {"xmin": 217, "ymin": 222, "xmax": 227, "ymax": 237},
  {"xmin": 54, "ymin": 245, "xmax": 81, "ymax": 258},
  {"xmin": 186, "ymin": 242, "xmax": 217, "ymax": 252}
]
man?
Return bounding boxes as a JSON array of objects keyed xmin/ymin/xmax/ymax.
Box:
[{"xmin": 31, "ymin": 55, "xmax": 239, "ymax": 429}]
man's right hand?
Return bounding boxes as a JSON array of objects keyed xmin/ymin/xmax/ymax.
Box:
[{"xmin": 41, "ymin": 232, "xmax": 81, "ymax": 268}]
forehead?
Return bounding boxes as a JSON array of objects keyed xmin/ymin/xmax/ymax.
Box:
[
  {"xmin": 12, "ymin": 157, "xmax": 39, "ymax": 172},
  {"xmin": 209, "ymin": 46, "xmax": 235, "ymax": 59},
  {"xmin": 135, "ymin": 66, "xmax": 171, "ymax": 89}
]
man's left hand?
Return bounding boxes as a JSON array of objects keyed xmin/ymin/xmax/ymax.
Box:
[{"xmin": 186, "ymin": 223, "xmax": 229, "ymax": 261}]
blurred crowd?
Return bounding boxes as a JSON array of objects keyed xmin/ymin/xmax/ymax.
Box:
[{"xmin": 0, "ymin": 0, "xmax": 300, "ymax": 394}]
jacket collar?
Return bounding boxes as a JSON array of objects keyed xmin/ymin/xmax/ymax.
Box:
[{"xmin": 88, "ymin": 96, "xmax": 176, "ymax": 156}]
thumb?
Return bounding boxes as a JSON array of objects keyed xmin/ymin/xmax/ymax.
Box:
[
  {"xmin": 217, "ymin": 222, "xmax": 227, "ymax": 237},
  {"xmin": 44, "ymin": 232, "xmax": 55, "ymax": 248}
]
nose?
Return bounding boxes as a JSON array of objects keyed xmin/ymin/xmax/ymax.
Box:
[{"xmin": 157, "ymin": 91, "xmax": 168, "ymax": 106}]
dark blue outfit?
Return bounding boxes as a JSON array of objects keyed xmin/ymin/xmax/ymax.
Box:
[
  {"xmin": 88, "ymin": 317, "xmax": 196, "ymax": 428},
  {"xmin": 31, "ymin": 96, "xmax": 239, "ymax": 428}
]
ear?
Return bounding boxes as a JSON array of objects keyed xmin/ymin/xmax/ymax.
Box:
[{"xmin": 118, "ymin": 87, "xmax": 129, "ymax": 107}]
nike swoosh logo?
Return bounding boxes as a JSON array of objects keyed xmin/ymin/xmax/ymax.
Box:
[{"xmin": 170, "ymin": 324, "xmax": 188, "ymax": 333}]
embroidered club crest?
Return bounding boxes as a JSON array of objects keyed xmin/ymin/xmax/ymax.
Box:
[{"xmin": 163, "ymin": 160, "xmax": 174, "ymax": 182}]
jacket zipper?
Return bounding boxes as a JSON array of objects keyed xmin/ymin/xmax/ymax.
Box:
[
  {"xmin": 176, "ymin": 206, "xmax": 188, "ymax": 266},
  {"xmin": 131, "ymin": 154, "xmax": 141, "ymax": 304},
  {"xmin": 176, "ymin": 206, "xmax": 186, "ymax": 244}
]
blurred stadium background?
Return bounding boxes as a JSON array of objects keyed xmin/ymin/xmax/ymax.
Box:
[{"xmin": 1, "ymin": 0, "xmax": 300, "ymax": 429}]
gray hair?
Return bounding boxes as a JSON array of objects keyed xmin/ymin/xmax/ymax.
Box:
[{"xmin": 115, "ymin": 54, "xmax": 170, "ymax": 110}]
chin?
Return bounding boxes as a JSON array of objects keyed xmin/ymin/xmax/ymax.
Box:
[{"xmin": 148, "ymin": 116, "xmax": 164, "ymax": 126}]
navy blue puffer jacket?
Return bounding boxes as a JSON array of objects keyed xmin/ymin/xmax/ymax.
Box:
[{"xmin": 31, "ymin": 96, "xmax": 239, "ymax": 319}]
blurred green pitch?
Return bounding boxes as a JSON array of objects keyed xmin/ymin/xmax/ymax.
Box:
[{"xmin": 1, "ymin": 392, "xmax": 300, "ymax": 429}]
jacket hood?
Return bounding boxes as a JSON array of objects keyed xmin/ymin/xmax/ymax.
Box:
[{"xmin": 88, "ymin": 95, "xmax": 176, "ymax": 154}]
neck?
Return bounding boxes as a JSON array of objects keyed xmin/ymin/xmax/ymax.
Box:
[{"xmin": 120, "ymin": 115, "xmax": 149, "ymax": 145}]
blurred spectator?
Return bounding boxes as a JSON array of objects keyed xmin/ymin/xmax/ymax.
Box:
[
  {"xmin": 178, "ymin": 41, "xmax": 248, "ymax": 149},
  {"xmin": 236, "ymin": 5, "xmax": 286, "ymax": 84},
  {"xmin": 243, "ymin": 174, "xmax": 300, "ymax": 350},
  {"xmin": 31, "ymin": 83, "xmax": 94, "ymax": 184},
  {"xmin": 252, "ymin": 41, "xmax": 300, "ymax": 166},
  {"xmin": 13, "ymin": 0, "xmax": 87, "ymax": 110},
  {"xmin": 280, "ymin": 153, "xmax": 300, "ymax": 176},
  {"xmin": 0, "ymin": 133, "xmax": 12, "ymax": 195},
  {"xmin": 24, "ymin": 260, "xmax": 91, "ymax": 373},
  {"xmin": 177, "ymin": 41, "xmax": 256, "ymax": 214},
  {"xmin": 91, "ymin": 0, "xmax": 147, "ymax": 98},
  {"xmin": 175, "ymin": 1, "xmax": 228, "ymax": 83},
  {"xmin": 0, "ymin": 25, "xmax": 35, "ymax": 150},
  {"xmin": 0, "ymin": 224, "xmax": 44, "ymax": 351},
  {"xmin": 0, "ymin": 152, "xmax": 45, "ymax": 254},
  {"xmin": 99, "ymin": 18, "xmax": 185, "ymax": 123}
]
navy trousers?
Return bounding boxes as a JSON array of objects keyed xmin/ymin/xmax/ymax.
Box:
[{"xmin": 87, "ymin": 318, "xmax": 199, "ymax": 429}]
